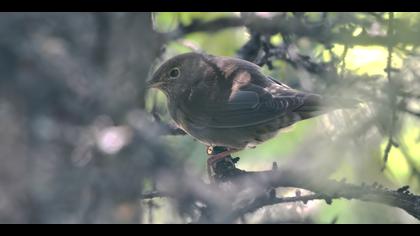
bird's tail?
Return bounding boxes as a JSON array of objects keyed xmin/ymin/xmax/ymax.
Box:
[{"xmin": 294, "ymin": 94, "xmax": 361, "ymax": 120}]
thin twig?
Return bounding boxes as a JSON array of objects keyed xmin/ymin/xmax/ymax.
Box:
[
  {"xmin": 340, "ymin": 45, "xmax": 349, "ymax": 78},
  {"xmin": 382, "ymin": 12, "xmax": 397, "ymax": 172},
  {"xmin": 224, "ymin": 193, "xmax": 328, "ymax": 223},
  {"xmin": 140, "ymin": 191, "xmax": 169, "ymax": 199},
  {"xmin": 401, "ymin": 107, "xmax": 420, "ymax": 118},
  {"xmin": 169, "ymin": 17, "xmax": 245, "ymax": 40}
]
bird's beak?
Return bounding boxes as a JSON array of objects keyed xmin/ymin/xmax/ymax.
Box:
[
  {"xmin": 146, "ymin": 80, "xmax": 155, "ymax": 88},
  {"xmin": 146, "ymin": 78, "xmax": 163, "ymax": 89},
  {"xmin": 146, "ymin": 81, "xmax": 165, "ymax": 89}
]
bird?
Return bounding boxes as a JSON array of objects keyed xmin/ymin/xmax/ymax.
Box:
[{"xmin": 147, "ymin": 52, "xmax": 357, "ymax": 164}]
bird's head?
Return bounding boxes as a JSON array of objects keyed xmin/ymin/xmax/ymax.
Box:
[{"xmin": 147, "ymin": 52, "xmax": 208, "ymax": 99}]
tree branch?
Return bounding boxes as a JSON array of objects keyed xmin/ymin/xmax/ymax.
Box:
[
  {"xmin": 140, "ymin": 159, "xmax": 420, "ymax": 223},
  {"xmin": 169, "ymin": 17, "xmax": 245, "ymax": 40},
  {"xmin": 223, "ymin": 166, "xmax": 420, "ymax": 222},
  {"xmin": 381, "ymin": 12, "xmax": 398, "ymax": 171},
  {"xmin": 140, "ymin": 191, "xmax": 170, "ymax": 199},
  {"xmin": 167, "ymin": 14, "xmax": 420, "ymax": 49},
  {"xmin": 224, "ymin": 193, "xmax": 329, "ymax": 223}
]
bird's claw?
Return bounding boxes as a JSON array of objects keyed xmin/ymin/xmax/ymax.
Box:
[{"xmin": 206, "ymin": 147, "xmax": 237, "ymax": 183}]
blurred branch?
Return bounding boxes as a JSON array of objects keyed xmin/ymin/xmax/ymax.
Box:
[
  {"xmin": 170, "ymin": 13, "xmax": 420, "ymax": 51},
  {"xmin": 224, "ymin": 192, "xmax": 329, "ymax": 223},
  {"xmin": 169, "ymin": 17, "xmax": 245, "ymax": 40},
  {"xmin": 220, "ymin": 165, "xmax": 420, "ymax": 222},
  {"xmin": 164, "ymin": 13, "xmax": 420, "ymax": 80},
  {"xmin": 367, "ymin": 12, "xmax": 386, "ymax": 23},
  {"xmin": 140, "ymin": 158, "xmax": 420, "ymax": 223},
  {"xmin": 236, "ymin": 31, "xmax": 262, "ymax": 63},
  {"xmin": 237, "ymin": 32, "xmax": 328, "ymax": 74},
  {"xmin": 382, "ymin": 12, "xmax": 398, "ymax": 171},
  {"xmin": 400, "ymin": 106, "xmax": 420, "ymax": 118},
  {"xmin": 140, "ymin": 191, "xmax": 169, "ymax": 199},
  {"xmin": 399, "ymin": 91, "xmax": 420, "ymax": 100},
  {"xmin": 93, "ymin": 12, "xmax": 111, "ymax": 70},
  {"xmin": 267, "ymin": 43, "xmax": 328, "ymax": 74},
  {"xmin": 244, "ymin": 14, "xmax": 419, "ymax": 47},
  {"xmin": 340, "ymin": 44, "xmax": 349, "ymax": 78}
]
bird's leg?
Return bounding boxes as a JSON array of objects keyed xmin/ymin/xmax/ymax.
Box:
[{"xmin": 206, "ymin": 146, "xmax": 239, "ymax": 183}]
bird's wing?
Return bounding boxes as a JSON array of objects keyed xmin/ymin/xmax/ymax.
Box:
[
  {"xmin": 180, "ymin": 76, "xmax": 317, "ymax": 129},
  {"xmin": 267, "ymin": 75, "xmax": 293, "ymax": 89},
  {"xmin": 175, "ymin": 55, "xmax": 327, "ymax": 128}
]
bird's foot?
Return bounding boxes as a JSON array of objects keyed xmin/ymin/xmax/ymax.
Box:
[{"xmin": 206, "ymin": 146, "xmax": 240, "ymax": 183}]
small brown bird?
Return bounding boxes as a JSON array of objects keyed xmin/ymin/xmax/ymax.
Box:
[{"xmin": 148, "ymin": 52, "xmax": 356, "ymax": 159}]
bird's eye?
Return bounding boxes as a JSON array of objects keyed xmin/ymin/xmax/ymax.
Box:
[{"xmin": 169, "ymin": 67, "xmax": 180, "ymax": 79}]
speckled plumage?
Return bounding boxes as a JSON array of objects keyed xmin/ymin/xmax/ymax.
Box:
[{"xmin": 148, "ymin": 52, "xmax": 335, "ymax": 149}]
